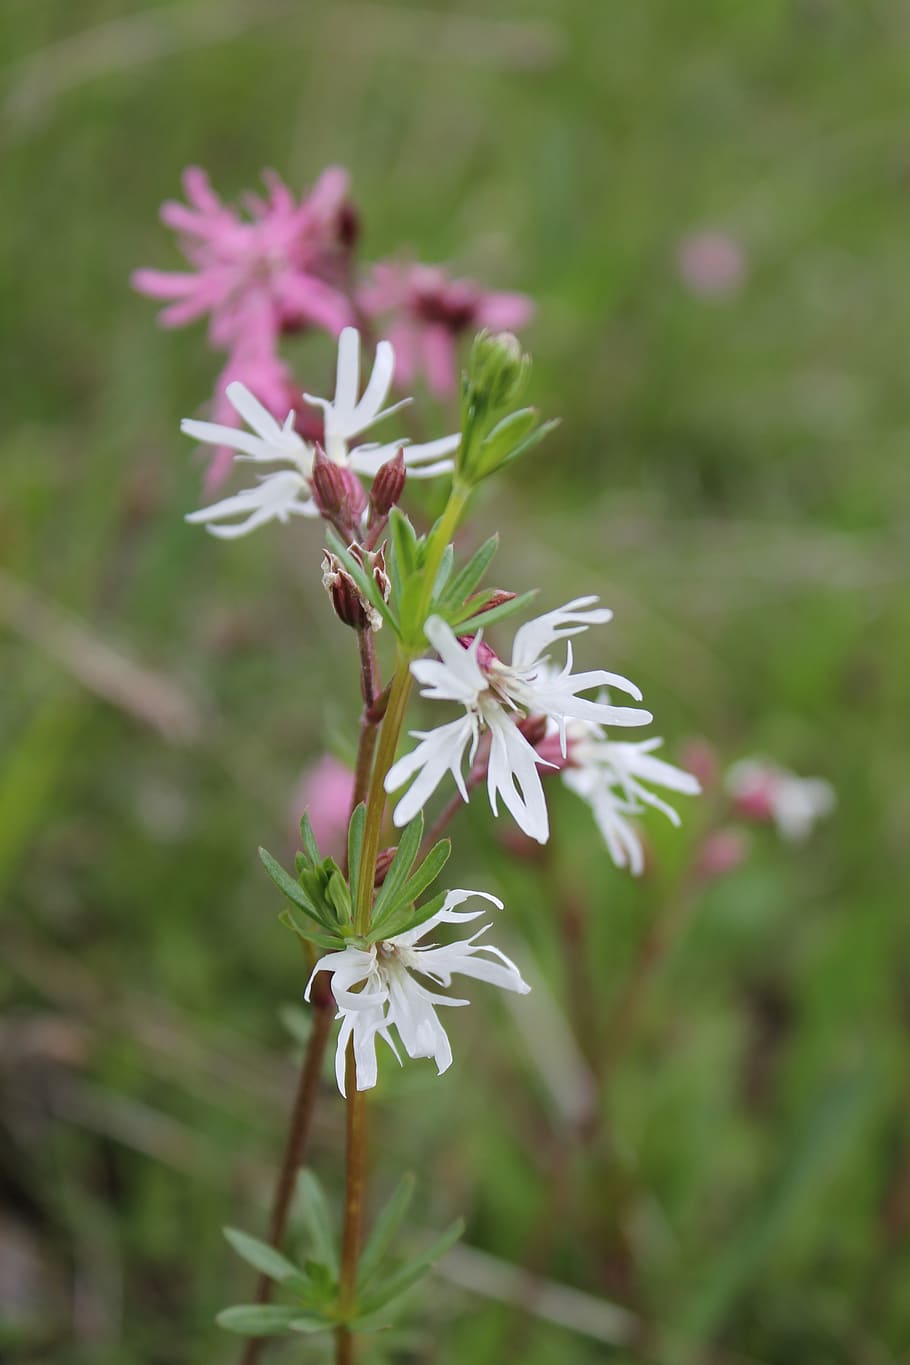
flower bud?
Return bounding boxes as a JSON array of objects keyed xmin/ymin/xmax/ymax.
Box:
[
  {"xmin": 369, "ymin": 545, "xmax": 392, "ymax": 607},
  {"xmin": 322, "ymin": 552, "xmax": 371, "ymax": 630},
  {"xmin": 464, "ymin": 589, "xmax": 516, "ymax": 619},
  {"xmin": 311, "ymin": 446, "xmax": 367, "ymax": 524},
  {"xmin": 374, "ymin": 846, "xmax": 397, "ymax": 887},
  {"xmin": 369, "ymin": 448, "xmax": 407, "ymax": 520},
  {"xmin": 517, "ymin": 713, "xmax": 549, "ymax": 749},
  {"xmin": 465, "ymin": 330, "xmax": 528, "ymax": 413}
]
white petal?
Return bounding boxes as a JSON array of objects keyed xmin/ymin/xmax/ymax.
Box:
[
  {"xmin": 180, "ymin": 418, "xmax": 271, "ymax": 461},
  {"xmin": 350, "ymin": 338, "xmax": 395, "ymax": 429},
  {"xmin": 484, "ymin": 706, "xmax": 550, "ymax": 844},
  {"xmin": 333, "ymin": 327, "xmax": 361, "ymax": 420},
  {"xmin": 385, "ymin": 716, "xmax": 477, "ymax": 826},
  {"xmin": 511, "ymin": 596, "xmax": 613, "ymax": 670},
  {"xmin": 225, "ymin": 382, "xmax": 285, "ymax": 442}
]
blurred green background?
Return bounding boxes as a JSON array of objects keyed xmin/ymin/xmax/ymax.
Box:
[{"xmin": 2, "ymin": 1, "xmax": 908, "ymax": 1362}]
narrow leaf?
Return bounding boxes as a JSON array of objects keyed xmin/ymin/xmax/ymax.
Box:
[
  {"xmin": 223, "ymin": 1228, "xmax": 307, "ymax": 1288},
  {"xmin": 259, "ymin": 848, "xmax": 330, "ymax": 927},
  {"xmin": 369, "ymin": 812, "xmax": 424, "ymax": 922},
  {"xmin": 299, "ymin": 812, "xmax": 322, "ymax": 865},
  {"xmin": 347, "ymin": 804, "xmax": 366, "ymax": 909},
  {"xmin": 438, "ymin": 535, "xmax": 499, "ymax": 611},
  {"xmin": 296, "ymin": 1170, "xmax": 339, "ymax": 1277},
  {"xmin": 399, "ymin": 840, "xmax": 451, "ymax": 908},
  {"xmin": 368, "ymin": 889, "xmax": 448, "ymax": 944},
  {"xmin": 216, "ymin": 1305, "xmax": 299, "ymax": 1336},
  {"xmin": 288, "ymin": 1316, "xmax": 332, "ymax": 1334},
  {"xmin": 279, "ymin": 909, "xmax": 345, "ymax": 952},
  {"xmin": 356, "ymin": 1219, "xmax": 464, "ymax": 1317},
  {"xmin": 357, "ymin": 1174, "xmax": 416, "ymax": 1289},
  {"xmin": 433, "ymin": 542, "xmax": 455, "ymax": 595}
]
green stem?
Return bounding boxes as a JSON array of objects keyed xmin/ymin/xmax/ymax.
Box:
[
  {"xmin": 414, "ymin": 480, "xmax": 471, "ymax": 635},
  {"xmin": 352, "ymin": 660, "xmax": 413, "ymax": 934},
  {"xmin": 335, "ymin": 480, "xmax": 473, "ymax": 1363}
]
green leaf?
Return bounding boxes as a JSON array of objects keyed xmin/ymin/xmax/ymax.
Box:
[
  {"xmin": 288, "ymin": 1316, "xmax": 332, "ymax": 1334},
  {"xmin": 433, "ymin": 543, "xmax": 455, "ymax": 595},
  {"xmin": 279, "ymin": 909, "xmax": 345, "ymax": 952},
  {"xmin": 437, "ymin": 534, "xmax": 499, "ymax": 611},
  {"xmin": 327, "ymin": 868, "xmax": 353, "ymax": 925},
  {"xmin": 450, "ymin": 588, "xmax": 538, "ymax": 634},
  {"xmin": 400, "ymin": 840, "xmax": 451, "ymax": 907},
  {"xmin": 259, "ymin": 848, "xmax": 332, "ymax": 928},
  {"xmin": 356, "ymin": 1219, "xmax": 464, "ymax": 1318},
  {"xmin": 223, "ymin": 1228, "xmax": 307, "ymax": 1288},
  {"xmin": 367, "ymin": 889, "xmax": 447, "ymax": 944},
  {"xmin": 357, "ymin": 1174, "xmax": 416, "ymax": 1289},
  {"xmin": 347, "ymin": 804, "xmax": 365, "ymax": 911},
  {"xmin": 295, "ymin": 1170, "xmax": 339, "ymax": 1278},
  {"xmin": 388, "ymin": 507, "xmax": 420, "ymax": 577},
  {"xmin": 371, "ymin": 840, "xmax": 452, "ymax": 937},
  {"xmin": 299, "ymin": 812, "xmax": 322, "ymax": 865},
  {"xmin": 495, "ymin": 415, "xmax": 560, "ymax": 472},
  {"xmin": 369, "ymin": 813, "xmax": 423, "ymax": 923},
  {"xmin": 216, "ymin": 1305, "xmax": 300, "ymax": 1336}
]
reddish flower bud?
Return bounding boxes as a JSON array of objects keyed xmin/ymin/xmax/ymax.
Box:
[
  {"xmin": 370, "ymin": 448, "xmax": 407, "ymax": 519},
  {"xmin": 321, "ymin": 544, "xmax": 390, "ymax": 633},
  {"xmin": 465, "ymin": 589, "xmax": 517, "ymax": 619},
  {"xmin": 374, "ymin": 846, "xmax": 397, "ymax": 887},
  {"xmin": 312, "ymin": 446, "xmax": 367, "ymax": 522},
  {"xmin": 517, "ymin": 713, "xmax": 549, "ymax": 749},
  {"xmin": 322, "ymin": 552, "xmax": 370, "ymax": 630}
]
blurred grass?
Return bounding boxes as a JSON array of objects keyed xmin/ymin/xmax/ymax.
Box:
[{"xmin": 2, "ymin": 1, "xmax": 909, "ymax": 1362}]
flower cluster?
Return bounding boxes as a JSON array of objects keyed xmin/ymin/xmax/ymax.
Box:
[
  {"xmin": 306, "ymin": 891, "xmax": 529, "ymax": 1094},
  {"xmin": 385, "ymin": 605, "xmax": 661, "ymax": 846},
  {"xmin": 135, "ymin": 166, "xmax": 532, "ymax": 489},
  {"xmin": 181, "ymin": 328, "xmax": 458, "ymax": 538},
  {"xmin": 165, "ymin": 318, "xmax": 706, "ymax": 1087}
]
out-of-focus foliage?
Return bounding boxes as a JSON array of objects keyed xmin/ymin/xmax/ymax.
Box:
[{"xmin": 1, "ymin": 2, "xmax": 908, "ymax": 1363}]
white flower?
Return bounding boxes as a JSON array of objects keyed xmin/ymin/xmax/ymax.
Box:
[
  {"xmin": 305, "ymin": 890, "xmax": 530, "ymax": 1094},
  {"xmin": 562, "ymin": 765, "xmax": 648, "ymax": 874},
  {"xmin": 726, "ymin": 758, "xmax": 835, "ymax": 842},
  {"xmin": 561, "ymin": 732, "xmax": 701, "ymax": 875},
  {"xmin": 181, "ymin": 328, "xmax": 459, "ymax": 536},
  {"xmin": 385, "ymin": 598, "xmax": 652, "ymax": 844}
]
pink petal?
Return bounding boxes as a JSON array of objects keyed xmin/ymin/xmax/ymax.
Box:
[
  {"xmin": 422, "ymin": 324, "xmax": 458, "ymax": 398},
  {"xmin": 475, "ymin": 290, "xmax": 535, "ymax": 330}
]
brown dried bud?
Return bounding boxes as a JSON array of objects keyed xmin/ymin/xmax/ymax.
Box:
[
  {"xmin": 370, "ymin": 448, "xmax": 407, "ymax": 520},
  {"xmin": 311, "ymin": 446, "xmax": 367, "ymax": 523},
  {"xmin": 465, "ymin": 589, "xmax": 517, "ymax": 619},
  {"xmin": 370, "ymin": 544, "xmax": 392, "ymax": 607},
  {"xmin": 322, "ymin": 552, "xmax": 370, "ymax": 630},
  {"xmin": 373, "ymin": 846, "xmax": 397, "ymax": 887}
]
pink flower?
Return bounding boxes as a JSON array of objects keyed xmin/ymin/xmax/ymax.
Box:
[
  {"xmin": 676, "ymin": 230, "xmax": 746, "ymax": 298},
  {"xmin": 726, "ymin": 758, "xmax": 835, "ymax": 842},
  {"xmin": 133, "ymin": 166, "xmax": 356, "ymax": 487},
  {"xmin": 133, "ymin": 166, "xmax": 354, "ymax": 344},
  {"xmin": 360, "ymin": 262, "xmax": 534, "ymax": 398},
  {"xmin": 290, "ymin": 755, "xmax": 355, "ymax": 860},
  {"xmin": 695, "ymin": 828, "xmax": 749, "ymax": 884}
]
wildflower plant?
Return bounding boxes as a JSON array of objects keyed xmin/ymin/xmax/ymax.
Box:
[{"xmin": 137, "ymin": 166, "xmax": 710, "ymax": 1362}]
